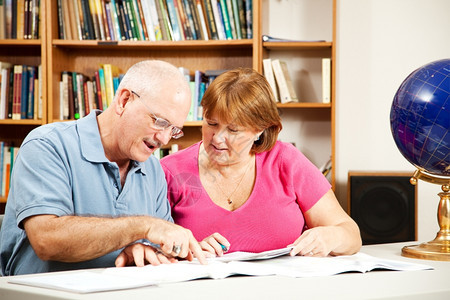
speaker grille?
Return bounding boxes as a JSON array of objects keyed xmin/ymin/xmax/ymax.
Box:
[{"xmin": 349, "ymin": 174, "xmax": 416, "ymax": 245}]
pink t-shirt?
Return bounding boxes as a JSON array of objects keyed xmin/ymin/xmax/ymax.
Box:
[{"xmin": 160, "ymin": 141, "xmax": 331, "ymax": 253}]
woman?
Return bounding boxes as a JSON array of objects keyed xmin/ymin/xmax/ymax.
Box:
[{"xmin": 161, "ymin": 68, "xmax": 361, "ymax": 257}]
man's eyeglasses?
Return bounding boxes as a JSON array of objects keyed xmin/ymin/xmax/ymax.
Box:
[{"xmin": 131, "ymin": 90, "xmax": 184, "ymax": 139}]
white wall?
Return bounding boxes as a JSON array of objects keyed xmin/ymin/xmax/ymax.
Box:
[{"xmin": 336, "ymin": 0, "xmax": 450, "ymax": 241}]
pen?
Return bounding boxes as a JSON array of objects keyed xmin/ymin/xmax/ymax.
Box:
[{"xmin": 219, "ymin": 243, "xmax": 228, "ymax": 252}]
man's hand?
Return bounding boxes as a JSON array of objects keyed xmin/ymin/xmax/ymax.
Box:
[
  {"xmin": 115, "ymin": 243, "xmax": 177, "ymax": 267},
  {"xmin": 145, "ymin": 218, "xmax": 207, "ymax": 265}
]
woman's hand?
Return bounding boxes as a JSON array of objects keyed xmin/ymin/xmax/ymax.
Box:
[
  {"xmin": 115, "ymin": 243, "xmax": 177, "ymax": 267},
  {"xmin": 199, "ymin": 233, "xmax": 230, "ymax": 257},
  {"xmin": 289, "ymin": 189, "xmax": 362, "ymax": 257},
  {"xmin": 289, "ymin": 226, "xmax": 336, "ymax": 257}
]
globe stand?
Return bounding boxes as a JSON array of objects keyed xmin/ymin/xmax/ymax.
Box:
[{"xmin": 402, "ymin": 169, "xmax": 450, "ymax": 261}]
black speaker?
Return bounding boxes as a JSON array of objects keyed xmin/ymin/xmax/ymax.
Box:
[{"xmin": 348, "ymin": 172, "xmax": 416, "ymax": 245}]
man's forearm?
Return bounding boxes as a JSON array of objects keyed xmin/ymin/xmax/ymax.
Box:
[{"xmin": 24, "ymin": 215, "xmax": 149, "ymax": 262}]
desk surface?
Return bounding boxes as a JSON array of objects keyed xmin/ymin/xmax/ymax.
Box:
[{"xmin": 1, "ymin": 242, "xmax": 450, "ymax": 300}]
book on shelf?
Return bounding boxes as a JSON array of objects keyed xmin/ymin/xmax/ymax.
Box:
[
  {"xmin": 211, "ymin": 0, "xmax": 226, "ymax": 40},
  {"xmin": 262, "ymin": 34, "xmax": 326, "ymax": 43},
  {"xmin": 55, "ymin": 0, "xmax": 251, "ymax": 41},
  {"xmin": 166, "ymin": 0, "xmax": 182, "ymax": 40},
  {"xmin": 8, "ymin": 251, "xmax": 432, "ymax": 294},
  {"xmin": 0, "ymin": 62, "xmax": 13, "ymax": 119},
  {"xmin": 12, "ymin": 65, "xmax": 23, "ymax": 120},
  {"xmin": 271, "ymin": 59, "xmax": 298, "ymax": 104},
  {"xmin": 102, "ymin": 64, "xmax": 120, "ymax": 108},
  {"xmin": 196, "ymin": 0, "xmax": 209, "ymax": 40},
  {"xmin": 175, "ymin": 0, "xmax": 192, "ymax": 40},
  {"xmin": 201, "ymin": 0, "xmax": 218, "ymax": 40},
  {"xmin": 262, "ymin": 58, "xmax": 279, "ymax": 103},
  {"xmin": 140, "ymin": 0, "xmax": 156, "ymax": 41},
  {"xmin": 322, "ymin": 58, "xmax": 331, "ymax": 104},
  {"xmin": 219, "ymin": 0, "xmax": 232, "ymax": 39},
  {"xmin": 244, "ymin": 0, "xmax": 251, "ymax": 38}
]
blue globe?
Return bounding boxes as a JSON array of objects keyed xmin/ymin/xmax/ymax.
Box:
[{"xmin": 390, "ymin": 59, "xmax": 450, "ymax": 176}]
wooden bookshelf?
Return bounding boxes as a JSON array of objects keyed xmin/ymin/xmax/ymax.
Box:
[
  {"xmin": 0, "ymin": 1, "xmax": 48, "ymax": 204},
  {"xmin": 260, "ymin": 0, "xmax": 336, "ymax": 187},
  {"xmin": 1, "ymin": 0, "xmax": 337, "ymax": 205}
]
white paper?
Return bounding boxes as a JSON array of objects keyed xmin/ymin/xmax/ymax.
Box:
[
  {"xmin": 8, "ymin": 252, "xmax": 433, "ymax": 294},
  {"xmin": 8, "ymin": 271, "xmax": 156, "ymax": 293}
]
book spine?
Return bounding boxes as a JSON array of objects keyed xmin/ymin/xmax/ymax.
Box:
[
  {"xmin": 12, "ymin": 65, "xmax": 21, "ymax": 120},
  {"xmin": 62, "ymin": 0, "xmax": 73, "ymax": 40},
  {"xmin": 140, "ymin": 0, "xmax": 156, "ymax": 41},
  {"xmin": 16, "ymin": 0, "xmax": 25, "ymax": 40},
  {"xmin": 61, "ymin": 71, "xmax": 70, "ymax": 119},
  {"xmin": 196, "ymin": 0, "xmax": 209, "ymax": 40},
  {"xmin": 237, "ymin": 0, "xmax": 245, "ymax": 39},
  {"xmin": 230, "ymin": 0, "xmax": 241, "ymax": 39},
  {"xmin": 57, "ymin": 0, "xmax": 65, "ymax": 38},
  {"xmin": 159, "ymin": 0, "xmax": 173, "ymax": 40},
  {"xmin": 7, "ymin": 66, "xmax": 15, "ymax": 118},
  {"xmin": 148, "ymin": 0, "xmax": 162, "ymax": 40},
  {"xmin": 20, "ymin": 65, "xmax": 29, "ymax": 119},
  {"xmin": 210, "ymin": 0, "xmax": 225, "ymax": 40},
  {"xmin": 183, "ymin": 0, "xmax": 198, "ymax": 40},
  {"xmin": 219, "ymin": 0, "xmax": 232, "ymax": 39},
  {"xmin": 83, "ymin": 80, "xmax": 90, "ymax": 115},
  {"xmin": 72, "ymin": 72, "xmax": 80, "ymax": 119},
  {"xmin": 271, "ymin": 60, "xmax": 290, "ymax": 103},
  {"xmin": 104, "ymin": 0, "xmax": 116, "ymax": 40},
  {"xmin": 322, "ymin": 58, "xmax": 331, "ymax": 104},
  {"xmin": 26, "ymin": 66, "xmax": 35, "ymax": 119},
  {"xmin": 88, "ymin": 0, "xmax": 100, "ymax": 39},
  {"xmin": 98, "ymin": 68, "xmax": 107, "ymax": 109},
  {"xmin": 37, "ymin": 64, "xmax": 42, "ymax": 119},
  {"xmin": 113, "ymin": 0, "xmax": 126, "ymax": 40},
  {"xmin": 262, "ymin": 58, "xmax": 278, "ymax": 102},
  {"xmin": 110, "ymin": 0, "xmax": 123, "ymax": 40},
  {"xmin": 132, "ymin": 0, "xmax": 147, "ymax": 40},
  {"xmin": 175, "ymin": 0, "xmax": 190, "ymax": 40},
  {"xmin": 118, "ymin": 0, "xmax": 129, "ymax": 39},
  {"xmin": 166, "ymin": 0, "xmax": 182, "ymax": 41},
  {"xmin": 66, "ymin": 72, "xmax": 74, "ymax": 119},
  {"xmin": 244, "ymin": 0, "xmax": 251, "ymax": 38},
  {"xmin": 225, "ymin": 0, "xmax": 236, "ymax": 39},
  {"xmin": 77, "ymin": 74, "xmax": 85, "ymax": 117}
]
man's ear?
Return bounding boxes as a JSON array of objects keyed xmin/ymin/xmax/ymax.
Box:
[{"xmin": 115, "ymin": 89, "xmax": 132, "ymax": 115}]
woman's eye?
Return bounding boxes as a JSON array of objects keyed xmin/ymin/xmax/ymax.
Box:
[
  {"xmin": 207, "ymin": 122, "xmax": 217, "ymax": 126},
  {"xmin": 228, "ymin": 128, "xmax": 239, "ymax": 133}
]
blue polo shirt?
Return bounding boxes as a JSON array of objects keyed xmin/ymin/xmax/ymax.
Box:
[{"xmin": 0, "ymin": 111, "xmax": 172, "ymax": 275}]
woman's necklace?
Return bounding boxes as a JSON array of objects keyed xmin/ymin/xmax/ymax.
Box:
[{"xmin": 215, "ymin": 158, "xmax": 253, "ymax": 205}]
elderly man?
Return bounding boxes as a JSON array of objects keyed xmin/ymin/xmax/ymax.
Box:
[{"xmin": 0, "ymin": 60, "xmax": 205, "ymax": 276}]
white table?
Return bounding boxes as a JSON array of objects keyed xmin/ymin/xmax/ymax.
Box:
[{"xmin": 1, "ymin": 242, "xmax": 449, "ymax": 300}]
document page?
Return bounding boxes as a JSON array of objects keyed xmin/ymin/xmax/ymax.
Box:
[
  {"xmin": 8, "ymin": 271, "xmax": 156, "ymax": 293},
  {"xmin": 213, "ymin": 246, "xmax": 294, "ymax": 262}
]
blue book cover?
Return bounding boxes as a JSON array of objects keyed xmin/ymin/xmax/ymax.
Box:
[
  {"xmin": 26, "ymin": 66, "xmax": 36, "ymax": 119},
  {"xmin": 166, "ymin": 0, "xmax": 182, "ymax": 41},
  {"xmin": 20, "ymin": 65, "xmax": 29, "ymax": 119},
  {"xmin": 245, "ymin": 0, "xmax": 252, "ymax": 38}
]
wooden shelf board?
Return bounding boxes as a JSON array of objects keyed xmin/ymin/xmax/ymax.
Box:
[
  {"xmin": 0, "ymin": 39, "xmax": 42, "ymax": 46},
  {"xmin": 0, "ymin": 119, "xmax": 44, "ymax": 125},
  {"xmin": 277, "ymin": 102, "xmax": 332, "ymax": 108},
  {"xmin": 52, "ymin": 39, "xmax": 254, "ymax": 50},
  {"xmin": 264, "ymin": 41, "xmax": 332, "ymax": 50}
]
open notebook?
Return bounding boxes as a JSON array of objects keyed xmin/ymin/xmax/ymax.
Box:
[{"xmin": 9, "ymin": 249, "xmax": 432, "ymax": 294}]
